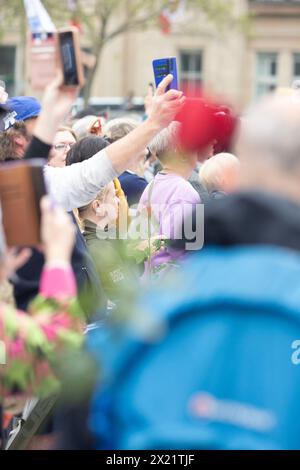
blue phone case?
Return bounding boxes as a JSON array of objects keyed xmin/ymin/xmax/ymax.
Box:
[{"xmin": 152, "ymin": 57, "xmax": 178, "ymax": 91}]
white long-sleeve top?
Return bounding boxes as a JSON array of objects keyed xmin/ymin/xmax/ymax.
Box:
[{"xmin": 44, "ymin": 149, "xmax": 119, "ymax": 211}]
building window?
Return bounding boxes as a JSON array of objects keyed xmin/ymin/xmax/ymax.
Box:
[
  {"xmin": 256, "ymin": 52, "xmax": 278, "ymax": 98},
  {"xmin": 293, "ymin": 53, "xmax": 300, "ymax": 83},
  {"xmin": 0, "ymin": 46, "xmax": 16, "ymax": 95},
  {"xmin": 179, "ymin": 50, "xmax": 203, "ymax": 93}
]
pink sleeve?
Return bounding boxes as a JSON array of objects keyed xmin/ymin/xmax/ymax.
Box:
[{"xmin": 40, "ymin": 266, "xmax": 77, "ymax": 299}]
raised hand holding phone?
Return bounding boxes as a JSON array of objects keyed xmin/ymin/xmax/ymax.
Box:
[
  {"xmin": 147, "ymin": 74, "xmax": 185, "ymax": 131},
  {"xmin": 29, "ymin": 27, "xmax": 84, "ymax": 90},
  {"xmin": 34, "ymin": 70, "xmax": 80, "ymax": 146},
  {"xmin": 58, "ymin": 27, "xmax": 85, "ymax": 88},
  {"xmin": 152, "ymin": 57, "xmax": 179, "ymax": 92}
]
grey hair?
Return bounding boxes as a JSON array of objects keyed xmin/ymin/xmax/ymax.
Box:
[
  {"xmin": 241, "ymin": 95, "xmax": 300, "ymax": 173},
  {"xmin": 148, "ymin": 122, "xmax": 181, "ymax": 158},
  {"xmin": 104, "ymin": 117, "xmax": 139, "ymax": 142},
  {"xmin": 72, "ymin": 115, "xmax": 99, "ymax": 140}
]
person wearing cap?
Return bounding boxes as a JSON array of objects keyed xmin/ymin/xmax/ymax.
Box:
[
  {"xmin": 0, "ymin": 96, "xmax": 41, "ymax": 161},
  {"xmin": 0, "ymin": 96, "xmax": 41, "ymax": 135}
]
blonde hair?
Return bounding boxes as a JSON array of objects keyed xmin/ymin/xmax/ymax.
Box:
[
  {"xmin": 77, "ymin": 179, "xmax": 128, "ymax": 234},
  {"xmin": 57, "ymin": 126, "xmax": 78, "ymax": 142},
  {"xmin": 78, "ymin": 185, "xmax": 111, "ymax": 219},
  {"xmin": 199, "ymin": 153, "xmax": 240, "ymax": 193}
]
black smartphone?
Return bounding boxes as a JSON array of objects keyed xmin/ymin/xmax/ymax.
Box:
[{"xmin": 58, "ymin": 27, "xmax": 85, "ymax": 87}]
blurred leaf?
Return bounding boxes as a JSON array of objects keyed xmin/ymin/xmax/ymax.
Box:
[{"xmin": 4, "ymin": 359, "xmax": 33, "ymax": 389}]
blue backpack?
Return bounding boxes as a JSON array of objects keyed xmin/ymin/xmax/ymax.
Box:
[{"xmin": 87, "ymin": 246, "xmax": 300, "ymax": 450}]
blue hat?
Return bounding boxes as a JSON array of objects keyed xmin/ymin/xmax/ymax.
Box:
[{"xmin": 0, "ymin": 96, "xmax": 41, "ymax": 132}]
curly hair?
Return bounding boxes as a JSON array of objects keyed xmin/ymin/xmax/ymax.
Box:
[{"xmin": 0, "ymin": 122, "xmax": 30, "ymax": 162}]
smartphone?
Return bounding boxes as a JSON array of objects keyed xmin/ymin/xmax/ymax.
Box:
[
  {"xmin": 58, "ymin": 27, "xmax": 85, "ymax": 87},
  {"xmin": 0, "ymin": 159, "xmax": 47, "ymax": 247},
  {"xmin": 28, "ymin": 33, "xmax": 58, "ymax": 90},
  {"xmin": 152, "ymin": 57, "xmax": 178, "ymax": 92}
]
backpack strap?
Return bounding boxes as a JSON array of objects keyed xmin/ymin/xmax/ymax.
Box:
[{"xmin": 146, "ymin": 179, "xmax": 157, "ymax": 279}]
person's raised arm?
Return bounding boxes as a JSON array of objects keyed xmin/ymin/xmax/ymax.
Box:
[
  {"xmin": 27, "ymin": 73, "xmax": 184, "ymax": 171},
  {"xmin": 24, "ymin": 72, "xmax": 79, "ymax": 160},
  {"xmin": 34, "ymin": 72, "xmax": 79, "ymax": 147},
  {"xmin": 105, "ymin": 75, "xmax": 185, "ymax": 174}
]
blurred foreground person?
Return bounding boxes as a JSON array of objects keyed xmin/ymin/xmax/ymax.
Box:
[
  {"xmin": 199, "ymin": 152, "xmax": 240, "ymax": 199},
  {"xmin": 81, "ymin": 94, "xmax": 300, "ymax": 450}
]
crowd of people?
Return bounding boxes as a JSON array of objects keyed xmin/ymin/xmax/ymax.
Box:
[{"xmin": 1, "ymin": 69, "xmax": 300, "ymax": 450}]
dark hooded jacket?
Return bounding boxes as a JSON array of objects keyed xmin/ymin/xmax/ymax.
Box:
[{"xmin": 172, "ymin": 190, "xmax": 300, "ymax": 253}]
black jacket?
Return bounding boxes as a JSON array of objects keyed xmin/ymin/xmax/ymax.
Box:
[
  {"xmin": 172, "ymin": 190, "xmax": 300, "ymax": 252},
  {"xmin": 118, "ymin": 171, "xmax": 148, "ymax": 207}
]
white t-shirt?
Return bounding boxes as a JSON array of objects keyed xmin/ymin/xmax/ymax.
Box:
[{"xmin": 44, "ymin": 149, "xmax": 118, "ymax": 211}]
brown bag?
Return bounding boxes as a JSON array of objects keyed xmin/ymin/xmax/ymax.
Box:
[{"xmin": 0, "ymin": 159, "xmax": 47, "ymax": 247}]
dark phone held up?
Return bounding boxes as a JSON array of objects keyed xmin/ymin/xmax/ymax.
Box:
[{"xmin": 57, "ymin": 27, "xmax": 85, "ymax": 88}]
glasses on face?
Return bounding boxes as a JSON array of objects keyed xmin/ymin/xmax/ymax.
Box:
[{"xmin": 53, "ymin": 142, "xmax": 75, "ymax": 152}]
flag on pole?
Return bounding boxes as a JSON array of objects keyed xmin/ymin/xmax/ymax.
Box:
[
  {"xmin": 159, "ymin": 0, "xmax": 186, "ymax": 35},
  {"xmin": 23, "ymin": 0, "xmax": 56, "ymax": 34}
]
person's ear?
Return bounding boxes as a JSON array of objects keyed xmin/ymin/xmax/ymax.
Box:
[
  {"xmin": 14, "ymin": 134, "xmax": 26, "ymax": 147},
  {"xmin": 91, "ymin": 200, "xmax": 100, "ymax": 214}
]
